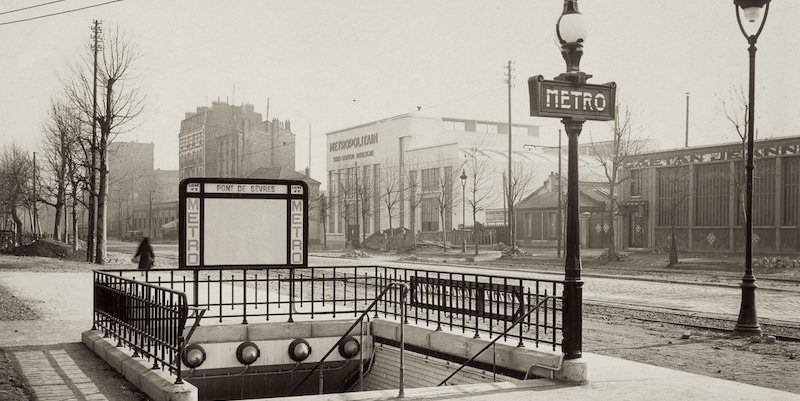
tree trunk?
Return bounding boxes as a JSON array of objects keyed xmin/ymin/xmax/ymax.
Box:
[
  {"xmin": 669, "ymin": 224, "xmax": 678, "ymax": 267},
  {"xmin": 71, "ymin": 192, "xmax": 78, "ymax": 252},
  {"xmin": 95, "ymin": 144, "xmax": 107, "ymax": 264},
  {"xmin": 473, "ymin": 209, "xmax": 479, "ymax": 255},
  {"xmin": 11, "ymin": 208, "xmax": 22, "ymax": 246},
  {"xmin": 440, "ymin": 207, "xmax": 447, "ymax": 252},
  {"xmin": 409, "ymin": 207, "xmax": 417, "ymax": 247}
]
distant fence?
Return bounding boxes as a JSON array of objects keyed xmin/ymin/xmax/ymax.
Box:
[{"xmin": 98, "ymin": 266, "xmax": 564, "ymax": 350}]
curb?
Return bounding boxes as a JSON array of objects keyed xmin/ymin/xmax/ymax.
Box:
[{"xmin": 82, "ymin": 330, "xmax": 197, "ymax": 401}]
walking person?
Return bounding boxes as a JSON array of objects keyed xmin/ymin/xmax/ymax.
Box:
[{"xmin": 133, "ymin": 237, "xmax": 155, "ymax": 270}]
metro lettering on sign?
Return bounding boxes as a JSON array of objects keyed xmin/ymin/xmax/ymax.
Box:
[
  {"xmin": 290, "ymin": 199, "xmax": 303, "ymax": 264},
  {"xmin": 186, "ymin": 197, "xmax": 200, "ymax": 266},
  {"xmin": 528, "ymin": 75, "xmax": 616, "ymax": 121}
]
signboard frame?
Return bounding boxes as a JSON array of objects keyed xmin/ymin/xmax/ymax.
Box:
[
  {"xmin": 178, "ymin": 177, "xmax": 309, "ymax": 270},
  {"xmin": 528, "ymin": 75, "xmax": 617, "ymax": 121}
]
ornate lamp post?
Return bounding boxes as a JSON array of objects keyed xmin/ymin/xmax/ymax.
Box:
[
  {"xmin": 557, "ymin": 0, "xmax": 588, "ymax": 360},
  {"xmin": 460, "ymin": 169, "xmax": 468, "ymax": 253},
  {"xmin": 529, "ymin": 0, "xmax": 614, "ymax": 363},
  {"xmin": 733, "ymin": 0, "xmax": 770, "ymax": 336}
]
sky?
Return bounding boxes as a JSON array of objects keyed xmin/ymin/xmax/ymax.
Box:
[{"xmin": 2, "ymin": 0, "xmax": 799, "ymax": 182}]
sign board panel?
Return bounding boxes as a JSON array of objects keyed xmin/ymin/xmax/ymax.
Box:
[
  {"xmin": 409, "ymin": 276, "xmax": 524, "ymax": 321},
  {"xmin": 528, "ymin": 75, "xmax": 616, "ymax": 121},
  {"xmin": 485, "ymin": 209, "xmax": 507, "ymax": 227},
  {"xmin": 179, "ymin": 178, "xmax": 308, "ymax": 269}
]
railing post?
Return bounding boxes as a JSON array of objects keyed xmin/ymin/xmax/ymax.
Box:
[
  {"xmin": 174, "ymin": 336, "xmax": 184, "ymax": 384},
  {"xmin": 91, "ymin": 271, "xmax": 97, "ymax": 330},
  {"xmin": 398, "ymin": 284, "xmax": 407, "ymax": 399},
  {"xmin": 242, "ymin": 269, "xmax": 248, "ymax": 325}
]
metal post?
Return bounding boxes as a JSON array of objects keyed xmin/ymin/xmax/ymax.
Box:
[
  {"xmin": 557, "ymin": 132, "xmax": 563, "ymax": 258},
  {"xmin": 562, "ymin": 119, "xmax": 584, "ymax": 360},
  {"xmin": 461, "ymin": 171, "xmax": 467, "ymax": 253},
  {"xmin": 733, "ymin": 1, "xmax": 769, "ymax": 336},
  {"xmin": 398, "ymin": 286, "xmax": 406, "ymax": 398}
]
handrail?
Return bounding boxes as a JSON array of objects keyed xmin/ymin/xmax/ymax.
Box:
[
  {"xmin": 437, "ymin": 296, "xmax": 551, "ymax": 386},
  {"xmin": 289, "ymin": 282, "xmax": 409, "ymax": 396}
]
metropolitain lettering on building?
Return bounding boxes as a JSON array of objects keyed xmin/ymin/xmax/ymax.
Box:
[
  {"xmin": 528, "ymin": 75, "xmax": 616, "ymax": 121},
  {"xmin": 329, "ymin": 132, "xmax": 379, "ymax": 152}
]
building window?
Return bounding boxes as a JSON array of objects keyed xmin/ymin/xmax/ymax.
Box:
[
  {"xmin": 657, "ymin": 166, "xmax": 690, "ymax": 227},
  {"xmin": 694, "ymin": 163, "xmax": 729, "ymax": 227},
  {"xmin": 421, "ymin": 198, "xmax": 438, "ymax": 231},
  {"xmin": 443, "ymin": 120, "xmax": 466, "ymax": 132},
  {"xmin": 734, "ymin": 159, "xmax": 776, "ymax": 226},
  {"xmin": 421, "ymin": 168, "xmax": 439, "ymax": 192},
  {"xmin": 784, "ymin": 156, "xmax": 800, "ymax": 226},
  {"xmin": 512, "ymin": 126, "xmax": 528, "ymax": 136},
  {"xmin": 630, "ymin": 170, "xmax": 642, "ymax": 196},
  {"xmin": 443, "ymin": 166, "xmax": 453, "ymax": 230},
  {"xmin": 476, "ymin": 123, "xmax": 498, "ymax": 134}
]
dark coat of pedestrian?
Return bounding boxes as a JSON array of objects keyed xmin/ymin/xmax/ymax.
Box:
[{"xmin": 134, "ymin": 237, "xmax": 155, "ymax": 270}]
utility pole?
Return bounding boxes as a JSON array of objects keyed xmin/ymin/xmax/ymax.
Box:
[
  {"xmin": 684, "ymin": 92, "xmax": 690, "ymax": 148},
  {"xmin": 87, "ymin": 20, "xmax": 102, "ymax": 262},
  {"xmin": 32, "ymin": 152, "xmax": 38, "ymax": 237},
  {"xmin": 505, "ymin": 60, "xmax": 515, "ymax": 248}
]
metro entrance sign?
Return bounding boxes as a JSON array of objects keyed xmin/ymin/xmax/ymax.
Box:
[
  {"xmin": 528, "ymin": 75, "xmax": 616, "ymax": 121},
  {"xmin": 179, "ymin": 178, "xmax": 308, "ymax": 269}
]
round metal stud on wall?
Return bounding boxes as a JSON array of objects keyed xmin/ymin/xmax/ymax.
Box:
[
  {"xmin": 182, "ymin": 344, "xmax": 206, "ymax": 369},
  {"xmin": 288, "ymin": 338, "xmax": 311, "ymax": 362},
  {"xmin": 236, "ymin": 341, "xmax": 260, "ymax": 365},
  {"xmin": 338, "ymin": 336, "xmax": 360, "ymax": 359}
]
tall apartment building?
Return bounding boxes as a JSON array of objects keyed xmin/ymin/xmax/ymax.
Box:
[{"xmin": 178, "ymin": 101, "xmax": 295, "ymax": 180}]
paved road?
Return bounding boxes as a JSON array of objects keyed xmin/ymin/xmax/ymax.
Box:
[
  {"xmin": 316, "ymin": 254, "xmax": 800, "ymax": 324},
  {"xmin": 103, "ymin": 242, "xmax": 800, "ymax": 324}
]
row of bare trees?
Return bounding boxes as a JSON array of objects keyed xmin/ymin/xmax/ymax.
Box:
[
  {"xmin": 0, "ymin": 24, "xmax": 144, "ymax": 264},
  {"xmin": 317, "ymin": 149, "xmax": 536, "ymax": 254}
]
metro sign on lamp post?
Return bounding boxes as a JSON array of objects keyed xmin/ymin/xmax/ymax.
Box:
[{"xmin": 528, "ymin": 0, "xmax": 616, "ymax": 360}]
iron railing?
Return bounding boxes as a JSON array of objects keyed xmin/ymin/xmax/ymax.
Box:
[
  {"xmin": 93, "ymin": 271, "xmax": 189, "ymax": 383},
  {"xmin": 99, "ymin": 265, "xmax": 564, "ymax": 350}
]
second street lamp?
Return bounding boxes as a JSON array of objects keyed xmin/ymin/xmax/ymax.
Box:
[
  {"xmin": 460, "ymin": 169, "xmax": 467, "ymax": 253},
  {"xmin": 733, "ymin": 0, "xmax": 770, "ymax": 336}
]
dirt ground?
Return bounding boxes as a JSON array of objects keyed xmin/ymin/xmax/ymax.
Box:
[
  {"xmin": 584, "ymin": 311, "xmax": 800, "ymax": 394},
  {"xmin": 1, "ymin": 250, "xmax": 799, "ymax": 397}
]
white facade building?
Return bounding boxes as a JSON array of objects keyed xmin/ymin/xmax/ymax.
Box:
[{"xmin": 327, "ymin": 113, "xmax": 598, "ymax": 247}]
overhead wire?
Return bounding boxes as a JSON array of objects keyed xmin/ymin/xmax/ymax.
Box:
[
  {"xmin": 0, "ymin": 0, "xmax": 67, "ymax": 16},
  {"xmin": 0, "ymin": 0, "xmax": 123, "ymax": 26}
]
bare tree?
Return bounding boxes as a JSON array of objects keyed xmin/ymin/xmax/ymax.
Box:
[
  {"xmin": 657, "ymin": 166, "xmax": 692, "ymax": 267},
  {"xmin": 319, "ymin": 191, "xmax": 329, "ymax": 248},
  {"xmin": 435, "ymin": 167, "xmax": 461, "ymax": 252},
  {"xmin": 720, "ymin": 86, "xmax": 751, "ymax": 222},
  {"xmin": 380, "ymin": 160, "xmax": 402, "ymax": 236},
  {"xmin": 65, "ymin": 26, "xmax": 145, "ymax": 263},
  {"xmin": 404, "ymin": 159, "xmax": 425, "ymax": 247},
  {"xmin": 506, "ymin": 160, "xmax": 534, "ymax": 247},
  {"xmin": 356, "ymin": 167, "xmax": 373, "ymax": 243},
  {"xmin": 589, "ymin": 101, "xmax": 648, "ymax": 259},
  {"xmin": 464, "ymin": 149, "xmax": 496, "ymax": 255},
  {"xmin": 0, "ymin": 145, "xmax": 34, "ymax": 245},
  {"xmin": 40, "ymin": 100, "xmax": 81, "ymax": 242}
]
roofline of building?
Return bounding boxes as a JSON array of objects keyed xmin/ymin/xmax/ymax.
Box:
[
  {"xmin": 632, "ymin": 135, "xmax": 800, "ymax": 159},
  {"xmin": 325, "ymin": 112, "xmax": 540, "ymax": 136}
]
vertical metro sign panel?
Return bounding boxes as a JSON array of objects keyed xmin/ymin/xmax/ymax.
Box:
[
  {"xmin": 185, "ymin": 197, "xmax": 201, "ymax": 266},
  {"xmin": 179, "ymin": 178, "xmax": 308, "ymax": 269}
]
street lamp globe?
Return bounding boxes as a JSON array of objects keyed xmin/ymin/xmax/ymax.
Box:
[
  {"xmin": 460, "ymin": 169, "xmax": 467, "ymax": 187},
  {"xmin": 557, "ymin": 11, "xmax": 587, "ymax": 44},
  {"xmin": 735, "ymin": 0, "xmax": 769, "ymax": 24}
]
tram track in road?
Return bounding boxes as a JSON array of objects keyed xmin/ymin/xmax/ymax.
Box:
[{"xmin": 585, "ymin": 300, "xmax": 800, "ymax": 342}]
